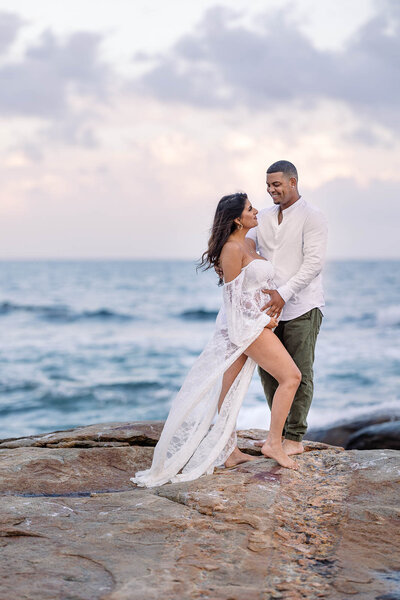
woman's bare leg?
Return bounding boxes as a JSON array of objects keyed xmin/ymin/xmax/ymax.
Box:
[
  {"xmin": 245, "ymin": 329, "xmax": 301, "ymax": 469},
  {"xmin": 217, "ymin": 354, "xmax": 246, "ymax": 411},
  {"xmin": 218, "ymin": 355, "xmax": 257, "ymax": 468}
]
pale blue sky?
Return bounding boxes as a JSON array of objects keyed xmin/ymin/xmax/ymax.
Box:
[{"xmin": 0, "ymin": 0, "xmax": 399, "ymax": 259}]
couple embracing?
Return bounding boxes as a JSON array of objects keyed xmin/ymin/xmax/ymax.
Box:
[{"xmin": 132, "ymin": 160, "xmax": 328, "ymax": 488}]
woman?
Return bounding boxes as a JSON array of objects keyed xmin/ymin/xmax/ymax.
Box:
[{"xmin": 131, "ymin": 193, "xmax": 301, "ymax": 488}]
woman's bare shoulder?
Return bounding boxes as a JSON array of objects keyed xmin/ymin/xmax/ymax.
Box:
[
  {"xmin": 220, "ymin": 241, "xmax": 244, "ymax": 283},
  {"xmin": 220, "ymin": 240, "xmax": 243, "ymax": 261}
]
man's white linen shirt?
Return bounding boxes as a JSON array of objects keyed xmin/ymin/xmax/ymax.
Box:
[{"xmin": 247, "ymin": 198, "xmax": 328, "ymax": 321}]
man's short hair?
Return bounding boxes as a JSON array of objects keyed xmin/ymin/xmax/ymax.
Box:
[{"xmin": 267, "ymin": 160, "xmax": 298, "ymax": 182}]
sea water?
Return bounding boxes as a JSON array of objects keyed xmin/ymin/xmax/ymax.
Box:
[{"xmin": 0, "ymin": 260, "xmax": 399, "ymax": 439}]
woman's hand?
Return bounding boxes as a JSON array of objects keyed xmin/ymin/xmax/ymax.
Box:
[{"xmin": 265, "ymin": 316, "xmax": 278, "ymax": 329}]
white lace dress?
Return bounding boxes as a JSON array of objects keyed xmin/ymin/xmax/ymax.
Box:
[{"xmin": 131, "ymin": 259, "xmax": 275, "ymax": 488}]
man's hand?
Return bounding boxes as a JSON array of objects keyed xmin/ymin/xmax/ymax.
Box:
[{"xmin": 261, "ymin": 289, "xmax": 285, "ymax": 318}]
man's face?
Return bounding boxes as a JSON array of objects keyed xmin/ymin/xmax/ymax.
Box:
[{"xmin": 266, "ymin": 172, "xmax": 295, "ymax": 206}]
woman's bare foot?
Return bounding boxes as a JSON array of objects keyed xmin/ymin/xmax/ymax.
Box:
[
  {"xmin": 261, "ymin": 441, "xmax": 298, "ymax": 470},
  {"xmin": 252, "ymin": 439, "xmax": 265, "ymax": 448},
  {"xmin": 224, "ymin": 447, "xmax": 257, "ymax": 469},
  {"xmin": 282, "ymin": 439, "xmax": 304, "ymax": 455}
]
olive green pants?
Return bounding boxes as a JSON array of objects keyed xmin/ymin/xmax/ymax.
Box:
[{"xmin": 259, "ymin": 308, "xmax": 323, "ymax": 442}]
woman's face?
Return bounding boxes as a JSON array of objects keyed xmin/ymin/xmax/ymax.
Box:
[{"xmin": 239, "ymin": 199, "xmax": 258, "ymax": 229}]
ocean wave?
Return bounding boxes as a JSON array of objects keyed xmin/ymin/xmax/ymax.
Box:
[
  {"xmin": 179, "ymin": 309, "xmax": 219, "ymax": 321},
  {"xmin": 330, "ymin": 372, "xmax": 373, "ymax": 386},
  {"xmin": 0, "ymin": 301, "xmax": 133, "ymax": 323},
  {"xmin": 237, "ymin": 399, "xmax": 400, "ymax": 432},
  {"xmin": 306, "ymin": 400, "xmax": 400, "ymax": 430},
  {"xmin": 94, "ymin": 380, "xmax": 163, "ymax": 392},
  {"xmin": 342, "ymin": 307, "xmax": 400, "ymax": 327},
  {"xmin": 377, "ymin": 305, "xmax": 400, "ymax": 327},
  {"xmin": 342, "ymin": 312, "xmax": 375, "ymax": 326},
  {"xmin": 81, "ymin": 309, "xmax": 132, "ymax": 321},
  {"xmin": 0, "ymin": 381, "xmax": 39, "ymax": 394},
  {"xmin": 0, "ymin": 381, "xmax": 164, "ymax": 415}
]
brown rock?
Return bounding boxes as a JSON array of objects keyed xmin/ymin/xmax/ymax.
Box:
[
  {"xmin": 237, "ymin": 428, "xmax": 341, "ymax": 455},
  {"xmin": 307, "ymin": 411, "xmax": 400, "ymax": 449},
  {"xmin": 0, "ymin": 421, "xmax": 164, "ymax": 449},
  {"xmin": 0, "ymin": 446, "xmax": 153, "ymax": 495},
  {"xmin": 0, "ymin": 421, "xmax": 399, "ymax": 600}
]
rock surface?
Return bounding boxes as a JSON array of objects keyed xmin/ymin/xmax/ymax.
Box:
[
  {"xmin": 307, "ymin": 411, "xmax": 400, "ymax": 449},
  {"xmin": 347, "ymin": 420, "xmax": 400, "ymax": 450},
  {"xmin": 1, "ymin": 421, "xmax": 399, "ymax": 600}
]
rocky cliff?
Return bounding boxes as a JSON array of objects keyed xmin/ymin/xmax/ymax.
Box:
[{"xmin": 0, "ymin": 422, "xmax": 399, "ymax": 600}]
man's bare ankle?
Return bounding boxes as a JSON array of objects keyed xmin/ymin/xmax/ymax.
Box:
[{"xmin": 282, "ymin": 439, "xmax": 304, "ymax": 455}]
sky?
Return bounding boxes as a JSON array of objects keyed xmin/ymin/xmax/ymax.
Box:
[{"xmin": 0, "ymin": 0, "xmax": 399, "ymax": 259}]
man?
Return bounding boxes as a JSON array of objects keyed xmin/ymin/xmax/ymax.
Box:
[{"xmin": 247, "ymin": 160, "xmax": 328, "ymax": 456}]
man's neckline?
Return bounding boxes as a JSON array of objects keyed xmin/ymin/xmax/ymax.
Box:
[{"xmin": 277, "ymin": 196, "xmax": 304, "ymax": 215}]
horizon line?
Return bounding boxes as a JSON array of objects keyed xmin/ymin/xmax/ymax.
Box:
[{"xmin": 1, "ymin": 256, "xmax": 399, "ymax": 262}]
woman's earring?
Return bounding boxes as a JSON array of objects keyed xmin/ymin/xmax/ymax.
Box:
[{"xmin": 238, "ymin": 222, "xmax": 243, "ymax": 230}]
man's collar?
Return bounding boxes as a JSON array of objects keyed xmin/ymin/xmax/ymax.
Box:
[{"xmin": 281, "ymin": 196, "xmax": 304, "ymax": 214}]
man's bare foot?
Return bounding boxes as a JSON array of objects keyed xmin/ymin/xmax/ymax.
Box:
[
  {"xmin": 282, "ymin": 439, "xmax": 304, "ymax": 456},
  {"xmin": 224, "ymin": 447, "xmax": 257, "ymax": 469},
  {"xmin": 261, "ymin": 442, "xmax": 298, "ymax": 470}
]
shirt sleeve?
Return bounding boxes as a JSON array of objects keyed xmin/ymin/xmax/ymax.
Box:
[{"xmin": 277, "ymin": 210, "xmax": 328, "ymax": 302}]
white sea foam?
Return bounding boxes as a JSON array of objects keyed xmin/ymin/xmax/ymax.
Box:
[
  {"xmin": 237, "ymin": 396, "xmax": 400, "ymax": 432},
  {"xmin": 237, "ymin": 403, "xmax": 271, "ymax": 431}
]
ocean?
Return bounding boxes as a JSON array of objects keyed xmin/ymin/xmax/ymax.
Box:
[{"xmin": 0, "ymin": 260, "xmax": 399, "ymax": 440}]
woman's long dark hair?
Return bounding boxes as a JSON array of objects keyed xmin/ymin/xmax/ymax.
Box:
[{"xmin": 198, "ymin": 192, "xmax": 247, "ymax": 285}]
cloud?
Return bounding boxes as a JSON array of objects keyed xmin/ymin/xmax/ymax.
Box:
[
  {"xmin": 135, "ymin": 2, "xmax": 400, "ymax": 129},
  {"xmin": 0, "ymin": 28, "xmax": 110, "ymax": 119},
  {"xmin": 0, "ymin": 11, "xmax": 24, "ymax": 55},
  {"xmin": 0, "ymin": 17, "xmax": 113, "ymax": 149},
  {"xmin": 306, "ymin": 176, "xmax": 400, "ymax": 259}
]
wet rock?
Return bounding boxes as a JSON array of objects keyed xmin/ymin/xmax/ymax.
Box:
[
  {"xmin": 347, "ymin": 421, "xmax": 400, "ymax": 450},
  {"xmin": 307, "ymin": 411, "xmax": 400, "ymax": 449},
  {"xmin": 0, "ymin": 421, "xmax": 399, "ymax": 600}
]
